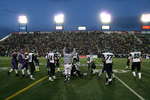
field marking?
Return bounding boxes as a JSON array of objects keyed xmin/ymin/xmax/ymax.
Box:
[
  {"xmin": 0, "ymin": 67, "xmax": 8, "ymax": 71},
  {"xmin": 115, "ymin": 75, "xmax": 145, "ymax": 100},
  {"xmin": 5, "ymin": 76, "xmax": 48, "ymax": 100}
]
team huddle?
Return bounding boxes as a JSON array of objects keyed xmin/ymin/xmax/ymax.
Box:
[
  {"xmin": 8, "ymin": 49, "xmax": 40, "ymax": 80},
  {"xmin": 8, "ymin": 47, "xmax": 142, "ymax": 86}
]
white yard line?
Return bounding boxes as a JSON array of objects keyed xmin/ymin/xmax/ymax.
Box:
[
  {"xmin": 115, "ymin": 75, "xmax": 145, "ymax": 100},
  {"xmin": 0, "ymin": 67, "xmax": 8, "ymax": 70}
]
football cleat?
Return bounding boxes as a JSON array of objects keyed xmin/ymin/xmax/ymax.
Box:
[
  {"xmin": 52, "ymin": 76, "xmax": 56, "ymax": 80},
  {"xmin": 48, "ymin": 77, "xmax": 54, "ymax": 81},
  {"xmin": 30, "ymin": 77, "xmax": 35, "ymax": 80}
]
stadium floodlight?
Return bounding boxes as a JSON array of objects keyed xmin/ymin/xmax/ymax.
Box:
[
  {"xmin": 141, "ymin": 14, "xmax": 150, "ymax": 23},
  {"xmin": 100, "ymin": 12, "xmax": 111, "ymax": 24},
  {"xmin": 18, "ymin": 15, "xmax": 28, "ymax": 24},
  {"xmin": 54, "ymin": 13, "xmax": 64, "ymax": 24}
]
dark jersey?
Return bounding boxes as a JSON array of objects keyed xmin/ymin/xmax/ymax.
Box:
[
  {"xmin": 12, "ymin": 52, "xmax": 18, "ymax": 62},
  {"xmin": 18, "ymin": 53, "xmax": 25, "ymax": 64}
]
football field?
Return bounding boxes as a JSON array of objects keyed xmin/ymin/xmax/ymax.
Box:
[{"xmin": 0, "ymin": 57, "xmax": 150, "ymax": 100}]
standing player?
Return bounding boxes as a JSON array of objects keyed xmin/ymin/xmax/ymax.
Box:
[
  {"xmin": 125, "ymin": 54, "xmax": 131, "ymax": 69},
  {"xmin": 47, "ymin": 50, "xmax": 56, "ymax": 81},
  {"xmin": 102, "ymin": 52, "xmax": 114, "ymax": 85},
  {"xmin": 28, "ymin": 51, "xmax": 36, "ymax": 80},
  {"xmin": 21, "ymin": 52, "xmax": 30, "ymax": 77},
  {"xmin": 8, "ymin": 50, "xmax": 19, "ymax": 76},
  {"xmin": 87, "ymin": 54, "xmax": 91, "ymax": 72},
  {"xmin": 34, "ymin": 52, "xmax": 40, "ymax": 72},
  {"xmin": 130, "ymin": 51, "xmax": 142, "ymax": 79},
  {"xmin": 63, "ymin": 47, "xmax": 76, "ymax": 82},
  {"xmin": 98, "ymin": 54, "xmax": 106, "ymax": 77},
  {"xmin": 54, "ymin": 51, "xmax": 61, "ymax": 72}
]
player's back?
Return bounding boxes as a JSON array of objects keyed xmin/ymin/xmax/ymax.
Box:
[
  {"xmin": 64, "ymin": 53, "xmax": 74, "ymax": 64},
  {"xmin": 130, "ymin": 52, "xmax": 141, "ymax": 62},
  {"xmin": 28, "ymin": 53, "xmax": 34, "ymax": 63},
  {"xmin": 102, "ymin": 52, "xmax": 114, "ymax": 64},
  {"xmin": 48, "ymin": 52, "xmax": 55, "ymax": 63}
]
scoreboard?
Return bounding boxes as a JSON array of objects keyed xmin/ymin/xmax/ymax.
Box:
[{"xmin": 142, "ymin": 25, "xmax": 150, "ymax": 29}]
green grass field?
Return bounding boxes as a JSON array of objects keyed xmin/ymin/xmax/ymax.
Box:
[{"xmin": 0, "ymin": 57, "xmax": 150, "ymax": 100}]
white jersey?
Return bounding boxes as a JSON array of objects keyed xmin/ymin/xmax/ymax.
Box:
[
  {"xmin": 48, "ymin": 52, "xmax": 55, "ymax": 63},
  {"xmin": 28, "ymin": 53, "xmax": 34, "ymax": 62},
  {"xmin": 73, "ymin": 53, "xmax": 79, "ymax": 59},
  {"xmin": 87, "ymin": 55, "xmax": 94, "ymax": 63},
  {"xmin": 130, "ymin": 52, "xmax": 141, "ymax": 62},
  {"xmin": 63, "ymin": 48, "xmax": 76, "ymax": 64},
  {"xmin": 102, "ymin": 52, "xmax": 114, "ymax": 64}
]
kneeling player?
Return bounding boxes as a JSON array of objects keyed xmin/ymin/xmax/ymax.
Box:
[
  {"xmin": 71, "ymin": 58, "xmax": 82, "ymax": 78},
  {"xmin": 87, "ymin": 54, "xmax": 96, "ymax": 74},
  {"xmin": 130, "ymin": 51, "xmax": 142, "ymax": 79},
  {"xmin": 102, "ymin": 52, "xmax": 114, "ymax": 85},
  {"xmin": 47, "ymin": 51, "xmax": 56, "ymax": 81}
]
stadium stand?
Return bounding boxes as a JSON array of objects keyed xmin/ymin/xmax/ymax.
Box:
[{"xmin": 0, "ymin": 31, "xmax": 149, "ymax": 56}]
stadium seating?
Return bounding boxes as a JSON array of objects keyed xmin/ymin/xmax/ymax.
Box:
[{"xmin": 0, "ymin": 31, "xmax": 149, "ymax": 56}]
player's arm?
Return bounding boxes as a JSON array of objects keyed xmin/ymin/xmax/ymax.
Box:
[
  {"xmin": 25, "ymin": 55, "xmax": 29, "ymax": 60},
  {"xmin": 72, "ymin": 48, "xmax": 76, "ymax": 54},
  {"xmin": 33, "ymin": 54, "xmax": 36, "ymax": 62},
  {"xmin": 140, "ymin": 56, "xmax": 143, "ymax": 63},
  {"xmin": 63, "ymin": 47, "xmax": 66, "ymax": 55},
  {"xmin": 130, "ymin": 57, "xmax": 133, "ymax": 65}
]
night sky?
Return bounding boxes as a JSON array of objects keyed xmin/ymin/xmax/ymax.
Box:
[{"xmin": 0, "ymin": 0, "xmax": 150, "ymax": 36}]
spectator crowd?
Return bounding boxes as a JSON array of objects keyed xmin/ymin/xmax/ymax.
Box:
[{"xmin": 0, "ymin": 31, "xmax": 149, "ymax": 57}]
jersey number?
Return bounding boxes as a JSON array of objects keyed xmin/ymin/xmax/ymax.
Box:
[
  {"xmin": 50, "ymin": 56, "xmax": 54, "ymax": 60},
  {"xmin": 106, "ymin": 55, "xmax": 113, "ymax": 60},
  {"xmin": 134, "ymin": 53, "xmax": 140, "ymax": 59}
]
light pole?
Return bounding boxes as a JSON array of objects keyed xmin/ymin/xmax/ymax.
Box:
[
  {"xmin": 54, "ymin": 13, "xmax": 65, "ymax": 31},
  {"xmin": 99, "ymin": 12, "xmax": 112, "ymax": 50},
  {"xmin": 18, "ymin": 15, "xmax": 28, "ymax": 32}
]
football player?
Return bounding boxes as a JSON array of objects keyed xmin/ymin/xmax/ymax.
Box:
[
  {"xmin": 71, "ymin": 58, "xmax": 82, "ymax": 78},
  {"xmin": 63, "ymin": 47, "xmax": 76, "ymax": 82},
  {"xmin": 87, "ymin": 53, "xmax": 96, "ymax": 74},
  {"xmin": 87, "ymin": 54, "xmax": 91, "ymax": 72},
  {"xmin": 28, "ymin": 51, "xmax": 36, "ymax": 80},
  {"xmin": 34, "ymin": 52, "xmax": 40, "ymax": 71},
  {"xmin": 21, "ymin": 52, "xmax": 30, "ymax": 77},
  {"xmin": 98, "ymin": 54, "xmax": 106, "ymax": 77},
  {"xmin": 47, "ymin": 50, "xmax": 56, "ymax": 81},
  {"xmin": 102, "ymin": 52, "xmax": 114, "ymax": 85},
  {"xmin": 125, "ymin": 54, "xmax": 131, "ymax": 69},
  {"xmin": 8, "ymin": 50, "xmax": 19, "ymax": 76},
  {"xmin": 54, "ymin": 51, "xmax": 61, "ymax": 72},
  {"xmin": 130, "ymin": 51, "xmax": 142, "ymax": 79},
  {"xmin": 73, "ymin": 52, "xmax": 80, "ymax": 62}
]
